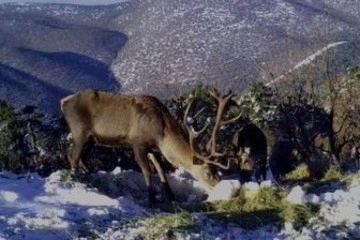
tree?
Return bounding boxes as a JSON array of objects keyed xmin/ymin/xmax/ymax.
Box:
[
  {"xmin": 0, "ymin": 100, "xmax": 23, "ymax": 172},
  {"xmin": 267, "ymin": 62, "xmax": 360, "ymax": 175}
]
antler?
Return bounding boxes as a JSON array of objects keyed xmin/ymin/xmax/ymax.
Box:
[
  {"xmin": 183, "ymin": 99, "xmax": 210, "ymax": 150},
  {"xmin": 183, "ymin": 87, "xmax": 242, "ymax": 169},
  {"xmin": 205, "ymin": 87, "xmax": 242, "ymax": 156}
]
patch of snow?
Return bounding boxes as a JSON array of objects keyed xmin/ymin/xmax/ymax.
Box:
[
  {"xmin": 207, "ymin": 179, "xmax": 241, "ymax": 201},
  {"xmin": 286, "ymin": 185, "xmax": 306, "ymax": 204},
  {"xmin": 0, "ymin": 191, "xmax": 18, "ymax": 203},
  {"xmin": 304, "ymin": 193, "xmax": 320, "ymax": 204},
  {"xmin": 267, "ymin": 41, "xmax": 349, "ymax": 86}
]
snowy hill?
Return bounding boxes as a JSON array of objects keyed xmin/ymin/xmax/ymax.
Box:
[
  {"xmin": 111, "ymin": 0, "xmax": 360, "ymax": 98},
  {"xmin": 1, "ymin": 169, "xmax": 360, "ymax": 239},
  {"xmin": 0, "ymin": 3, "xmax": 127, "ymax": 116},
  {"xmin": 0, "ymin": 1, "xmax": 359, "ymax": 117}
]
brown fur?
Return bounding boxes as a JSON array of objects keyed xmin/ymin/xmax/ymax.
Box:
[{"xmin": 61, "ymin": 90, "xmax": 219, "ymax": 203}]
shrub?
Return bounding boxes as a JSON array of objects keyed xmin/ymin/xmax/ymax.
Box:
[
  {"xmin": 285, "ymin": 164, "xmax": 311, "ymax": 181},
  {"xmin": 0, "ymin": 101, "xmax": 69, "ymax": 174}
]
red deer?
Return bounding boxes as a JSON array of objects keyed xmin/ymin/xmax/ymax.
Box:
[{"xmin": 60, "ymin": 89, "xmax": 231, "ymax": 203}]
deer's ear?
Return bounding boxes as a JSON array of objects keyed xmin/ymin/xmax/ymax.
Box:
[{"xmin": 193, "ymin": 156, "xmax": 203, "ymax": 165}]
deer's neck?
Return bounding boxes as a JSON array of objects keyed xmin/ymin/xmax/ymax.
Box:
[{"xmin": 158, "ymin": 133, "xmax": 194, "ymax": 170}]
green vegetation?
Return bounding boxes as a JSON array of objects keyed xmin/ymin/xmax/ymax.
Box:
[
  {"xmin": 280, "ymin": 202, "xmax": 320, "ymax": 230},
  {"xmin": 141, "ymin": 210, "xmax": 194, "ymax": 240},
  {"xmin": 0, "ymin": 100, "xmax": 24, "ymax": 172},
  {"xmin": 321, "ymin": 165, "xmax": 344, "ymax": 182},
  {"xmin": 202, "ymin": 186, "xmax": 318, "ymax": 229},
  {"xmin": 0, "ymin": 102, "xmax": 68, "ymax": 175},
  {"xmin": 136, "ymin": 185, "xmax": 321, "ymax": 239},
  {"xmin": 285, "ymin": 164, "xmax": 311, "ymax": 182}
]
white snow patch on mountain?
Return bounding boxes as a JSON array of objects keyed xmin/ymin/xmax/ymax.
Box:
[{"xmin": 266, "ymin": 41, "xmax": 349, "ymax": 86}]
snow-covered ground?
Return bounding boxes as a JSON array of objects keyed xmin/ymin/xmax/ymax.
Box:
[{"xmin": 0, "ymin": 168, "xmax": 360, "ymax": 240}]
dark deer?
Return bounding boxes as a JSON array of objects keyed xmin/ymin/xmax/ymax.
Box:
[
  {"xmin": 232, "ymin": 123, "xmax": 268, "ymax": 183},
  {"xmin": 60, "ymin": 89, "xmax": 230, "ymax": 203}
]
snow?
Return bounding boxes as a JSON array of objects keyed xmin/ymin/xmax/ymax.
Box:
[
  {"xmin": 266, "ymin": 41, "xmax": 349, "ymax": 86},
  {"xmin": 1, "ymin": 168, "xmax": 360, "ymax": 239},
  {"xmin": 0, "ymin": 170, "xmax": 145, "ymax": 240},
  {"xmin": 207, "ymin": 179, "xmax": 241, "ymax": 201},
  {"xmin": 286, "ymin": 185, "xmax": 306, "ymax": 204}
]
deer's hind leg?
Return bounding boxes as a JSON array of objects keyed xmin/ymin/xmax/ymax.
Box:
[
  {"xmin": 133, "ymin": 146, "xmax": 157, "ymax": 204},
  {"xmin": 67, "ymin": 129, "xmax": 90, "ymax": 173}
]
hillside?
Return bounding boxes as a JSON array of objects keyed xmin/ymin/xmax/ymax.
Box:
[
  {"xmin": 0, "ymin": 3, "xmax": 127, "ymax": 116},
  {"xmin": 111, "ymin": 0, "xmax": 360, "ymax": 97},
  {"xmin": 0, "ymin": 1, "xmax": 359, "ymax": 117}
]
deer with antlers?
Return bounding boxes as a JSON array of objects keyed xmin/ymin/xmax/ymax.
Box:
[
  {"xmin": 183, "ymin": 88, "xmax": 270, "ymax": 183},
  {"xmin": 60, "ymin": 88, "xmax": 238, "ymax": 203},
  {"xmin": 182, "ymin": 87, "xmax": 242, "ymax": 170}
]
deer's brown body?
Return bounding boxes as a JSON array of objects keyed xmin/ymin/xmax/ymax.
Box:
[{"xmin": 60, "ymin": 89, "xmax": 219, "ymax": 202}]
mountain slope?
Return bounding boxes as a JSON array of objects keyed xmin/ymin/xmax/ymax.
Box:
[
  {"xmin": 0, "ymin": 1, "xmax": 359, "ymax": 116},
  {"xmin": 110, "ymin": 0, "xmax": 360, "ymax": 98},
  {"xmin": 0, "ymin": 3, "xmax": 127, "ymax": 116}
]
